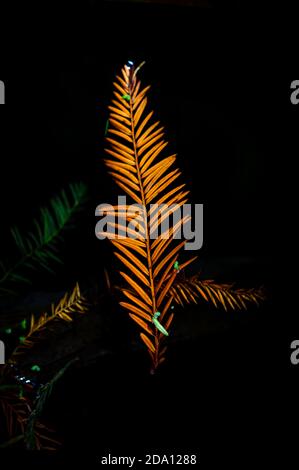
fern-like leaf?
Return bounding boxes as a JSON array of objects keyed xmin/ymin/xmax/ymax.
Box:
[
  {"xmin": 0, "ymin": 391, "xmax": 28, "ymax": 438},
  {"xmin": 100, "ymin": 61, "xmax": 192, "ymax": 371},
  {"xmin": 25, "ymin": 358, "xmax": 77, "ymax": 450},
  {"xmin": 170, "ymin": 275, "xmax": 265, "ymax": 311},
  {"xmin": 0, "ymin": 182, "xmax": 87, "ymax": 296},
  {"xmin": 0, "ymin": 360, "xmax": 76, "ymax": 450},
  {"xmin": 8, "ymin": 283, "xmax": 88, "ymax": 362}
]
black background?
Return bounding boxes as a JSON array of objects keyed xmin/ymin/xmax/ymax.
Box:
[{"xmin": 0, "ymin": 1, "xmax": 295, "ymax": 467}]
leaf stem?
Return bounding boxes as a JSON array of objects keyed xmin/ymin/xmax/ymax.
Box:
[{"xmin": 128, "ymin": 75, "xmax": 159, "ymax": 371}]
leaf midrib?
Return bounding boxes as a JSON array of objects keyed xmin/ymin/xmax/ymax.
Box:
[{"xmin": 128, "ymin": 79, "xmax": 159, "ymax": 366}]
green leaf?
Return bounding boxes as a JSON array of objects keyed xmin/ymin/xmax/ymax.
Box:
[{"xmin": 0, "ymin": 182, "xmax": 88, "ymax": 296}]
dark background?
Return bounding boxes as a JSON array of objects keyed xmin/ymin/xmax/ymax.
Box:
[{"xmin": 0, "ymin": 1, "xmax": 295, "ymax": 467}]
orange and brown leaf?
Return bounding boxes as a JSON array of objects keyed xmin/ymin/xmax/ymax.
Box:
[
  {"xmin": 170, "ymin": 275, "xmax": 265, "ymax": 311},
  {"xmin": 101, "ymin": 62, "xmax": 190, "ymax": 370},
  {"xmin": 101, "ymin": 61, "xmax": 265, "ymax": 371},
  {"xmin": 0, "ymin": 392, "xmax": 29, "ymax": 437},
  {"xmin": 8, "ymin": 283, "xmax": 88, "ymax": 364}
]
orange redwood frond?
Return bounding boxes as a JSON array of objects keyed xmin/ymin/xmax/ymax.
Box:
[{"xmin": 103, "ymin": 61, "xmax": 196, "ymax": 371}]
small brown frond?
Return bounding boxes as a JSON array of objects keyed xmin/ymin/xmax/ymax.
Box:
[
  {"xmin": 170, "ymin": 275, "xmax": 266, "ymax": 311},
  {"xmin": 9, "ymin": 283, "xmax": 88, "ymax": 363},
  {"xmin": 0, "ymin": 393, "xmax": 29, "ymax": 437}
]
